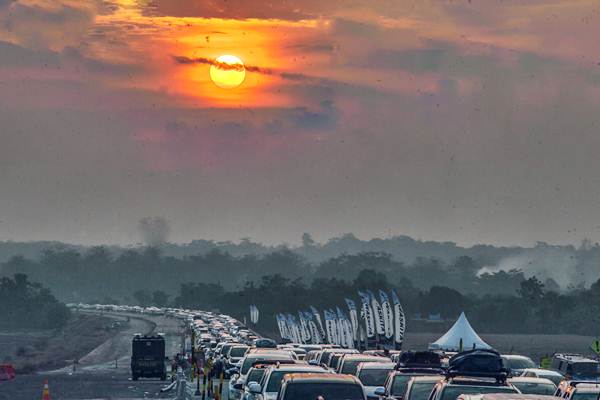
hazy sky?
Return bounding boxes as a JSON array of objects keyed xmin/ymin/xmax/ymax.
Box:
[{"xmin": 1, "ymin": 0, "xmax": 600, "ymax": 246}]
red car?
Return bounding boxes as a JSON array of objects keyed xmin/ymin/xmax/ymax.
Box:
[{"xmin": 0, "ymin": 364, "xmax": 16, "ymax": 381}]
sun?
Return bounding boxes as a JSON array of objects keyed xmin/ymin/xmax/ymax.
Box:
[{"xmin": 210, "ymin": 55, "xmax": 246, "ymax": 89}]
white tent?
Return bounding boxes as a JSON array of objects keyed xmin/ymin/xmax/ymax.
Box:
[{"xmin": 428, "ymin": 312, "xmax": 491, "ymax": 351}]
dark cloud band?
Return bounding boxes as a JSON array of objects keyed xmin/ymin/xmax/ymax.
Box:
[{"xmin": 172, "ymin": 55, "xmax": 314, "ymax": 81}]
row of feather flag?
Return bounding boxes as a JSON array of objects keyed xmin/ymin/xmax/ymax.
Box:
[{"xmin": 275, "ymin": 289, "xmax": 406, "ymax": 349}]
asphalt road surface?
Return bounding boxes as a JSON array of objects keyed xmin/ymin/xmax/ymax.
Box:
[{"xmin": 0, "ymin": 311, "xmax": 185, "ymax": 400}]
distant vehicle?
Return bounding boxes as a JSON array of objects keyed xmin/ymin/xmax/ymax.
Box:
[
  {"xmin": 318, "ymin": 348, "xmax": 359, "ymax": 370},
  {"xmin": 337, "ymin": 355, "xmax": 390, "ymax": 375},
  {"xmin": 229, "ymin": 351, "xmax": 296, "ymax": 400},
  {"xmin": 227, "ymin": 345, "xmax": 250, "ymax": 368},
  {"xmin": 377, "ymin": 370, "xmax": 443, "ymax": 400},
  {"xmin": 131, "ymin": 334, "xmax": 166, "ymax": 381},
  {"xmin": 507, "ymin": 377, "xmax": 557, "ymax": 395},
  {"xmin": 0, "ymin": 364, "xmax": 15, "ymax": 381},
  {"xmin": 502, "ymin": 355, "xmax": 537, "ymax": 376},
  {"xmin": 277, "ymin": 373, "xmax": 366, "ymax": 400},
  {"xmin": 355, "ymin": 361, "xmax": 396, "ymax": 400},
  {"xmin": 550, "ymin": 355, "xmax": 600, "ymax": 380},
  {"xmin": 520, "ymin": 369, "xmax": 565, "ymax": 385},
  {"xmin": 254, "ymin": 338, "xmax": 277, "ymax": 349}
]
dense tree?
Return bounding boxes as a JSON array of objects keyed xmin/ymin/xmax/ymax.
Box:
[{"xmin": 0, "ymin": 274, "xmax": 70, "ymax": 329}]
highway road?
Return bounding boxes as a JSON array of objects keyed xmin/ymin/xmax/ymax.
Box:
[{"xmin": 0, "ymin": 311, "xmax": 186, "ymax": 400}]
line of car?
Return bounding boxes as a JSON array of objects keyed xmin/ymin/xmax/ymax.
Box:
[{"xmin": 201, "ymin": 342, "xmax": 600, "ymax": 400}]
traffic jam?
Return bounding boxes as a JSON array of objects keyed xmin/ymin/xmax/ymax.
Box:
[{"xmin": 176, "ymin": 303, "xmax": 600, "ymax": 400}]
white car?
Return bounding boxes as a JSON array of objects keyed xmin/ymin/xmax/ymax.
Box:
[
  {"xmin": 228, "ymin": 351, "xmax": 296, "ymax": 400},
  {"xmin": 355, "ymin": 361, "xmax": 396, "ymax": 400},
  {"xmin": 519, "ymin": 368, "xmax": 565, "ymax": 385},
  {"xmin": 249, "ymin": 363, "xmax": 329, "ymax": 400}
]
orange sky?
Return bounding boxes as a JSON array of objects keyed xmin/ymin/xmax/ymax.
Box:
[{"xmin": 2, "ymin": 0, "xmax": 600, "ymax": 246}]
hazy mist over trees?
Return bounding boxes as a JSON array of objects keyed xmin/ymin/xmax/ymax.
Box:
[
  {"xmin": 3, "ymin": 234, "xmax": 600, "ymax": 334},
  {"xmin": 1, "ymin": 233, "xmax": 599, "ymax": 289}
]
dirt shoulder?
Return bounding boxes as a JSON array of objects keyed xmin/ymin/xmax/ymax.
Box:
[{"xmin": 0, "ymin": 312, "xmax": 128, "ymax": 373}]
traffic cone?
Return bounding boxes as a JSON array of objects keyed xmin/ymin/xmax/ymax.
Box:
[{"xmin": 42, "ymin": 379, "xmax": 51, "ymax": 400}]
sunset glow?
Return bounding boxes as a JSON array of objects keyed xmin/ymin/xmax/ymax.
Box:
[{"xmin": 209, "ymin": 55, "xmax": 246, "ymax": 89}]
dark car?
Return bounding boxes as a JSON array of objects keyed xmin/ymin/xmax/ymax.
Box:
[{"xmin": 550, "ymin": 355, "xmax": 600, "ymax": 381}]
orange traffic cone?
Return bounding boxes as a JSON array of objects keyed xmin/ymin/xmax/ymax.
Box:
[{"xmin": 42, "ymin": 379, "xmax": 51, "ymax": 400}]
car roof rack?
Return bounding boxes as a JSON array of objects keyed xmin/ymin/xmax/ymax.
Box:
[{"xmin": 445, "ymin": 349, "xmax": 508, "ymax": 384}]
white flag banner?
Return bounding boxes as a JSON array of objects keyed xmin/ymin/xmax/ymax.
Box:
[
  {"xmin": 277, "ymin": 314, "xmax": 289, "ymax": 340},
  {"xmin": 379, "ymin": 290, "xmax": 394, "ymax": 339},
  {"xmin": 288, "ymin": 314, "xmax": 302, "ymax": 343},
  {"xmin": 324, "ymin": 310, "xmax": 335, "ymax": 344},
  {"xmin": 306, "ymin": 313, "xmax": 322, "ymax": 344},
  {"xmin": 310, "ymin": 306, "xmax": 327, "ymax": 343},
  {"xmin": 368, "ymin": 290, "xmax": 385, "ymax": 336},
  {"xmin": 358, "ymin": 291, "xmax": 375, "ymax": 338},
  {"xmin": 298, "ymin": 311, "xmax": 311, "ymax": 344},
  {"xmin": 337, "ymin": 307, "xmax": 354, "ymax": 349},
  {"xmin": 345, "ymin": 298, "xmax": 359, "ymax": 342},
  {"xmin": 250, "ymin": 305, "xmax": 260, "ymax": 324},
  {"xmin": 391, "ymin": 289, "xmax": 406, "ymax": 347},
  {"xmin": 344, "ymin": 318, "xmax": 354, "ymax": 348}
]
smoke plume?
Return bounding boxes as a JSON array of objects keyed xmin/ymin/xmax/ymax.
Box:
[{"xmin": 138, "ymin": 217, "xmax": 170, "ymax": 246}]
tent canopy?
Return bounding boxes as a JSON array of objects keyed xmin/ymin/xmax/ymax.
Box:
[{"xmin": 428, "ymin": 312, "xmax": 491, "ymax": 351}]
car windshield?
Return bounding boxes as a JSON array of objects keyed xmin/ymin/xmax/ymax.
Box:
[
  {"xmin": 330, "ymin": 355, "xmax": 342, "ymax": 368},
  {"xmin": 505, "ymin": 358, "xmax": 535, "ymax": 370},
  {"xmin": 240, "ymin": 357, "xmax": 293, "ymax": 375},
  {"xmin": 391, "ymin": 375, "xmax": 413, "ymax": 396},
  {"xmin": 358, "ymin": 368, "xmax": 392, "ymax": 386},
  {"xmin": 321, "ymin": 353, "xmax": 333, "ymax": 366},
  {"xmin": 266, "ymin": 370, "xmax": 325, "ymax": 392},
  {"xmin": 440, "ymin": 385, "xmax": 517, "ymax": 400},
  {"xmin": 573, "ymin": 392, "xmax": 600, "ymax": 400},
  {"xmin": 230, "ymin": 347, "xmax": 248, "ymax": 357},
  {"xmin": 572, "ymin": 363, "xmax": 600, "ymax": 377},
  {"xmin": 512, "ymin": 382, "xmax": 556, "ymax": 395},
  {"xmin": 247, "ymin": 369, "xmax": 266, "ymax": 384},
  {"xmin": 539, "ymin": 374, "xmax": 563, "ymax": 385},
  {"xmin": 407, "ymin": 382, "xmax": 439, "ymax": 400},
  {"xmin": 342, "ymin": 360, "xmax": 374, "ymax": 375},
  {"xmin": 284, "ymin": 383, "xmax": 364, "ymax": 400}
]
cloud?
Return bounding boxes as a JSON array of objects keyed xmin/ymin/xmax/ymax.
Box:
[
  {"xmin": 1, "ymin": 0, "xmax": 102, "ymax": 50},
  {"xmin": 172, "ymin": 55, "xmax": 317, "ymax": 81}
]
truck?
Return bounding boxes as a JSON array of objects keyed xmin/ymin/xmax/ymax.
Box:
[{"xmin": 131, "ymin": 333, "xmax": 167, "ymax": 380}]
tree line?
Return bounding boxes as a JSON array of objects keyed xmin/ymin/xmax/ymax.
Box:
[
  {"xmin": 0, "ymin": 274, "xmax": 70, "ymax": 329},
  {"xmin": 1, "ymin": 246, "xmax": 598, "ymax": 334}
]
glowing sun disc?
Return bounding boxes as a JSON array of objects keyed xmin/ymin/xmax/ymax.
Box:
[{"xmin": 210, "ymin": 55, "xmax": 246, "ymax": 89}]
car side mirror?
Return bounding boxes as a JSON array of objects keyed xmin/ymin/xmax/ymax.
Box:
[
  {"xmin": 248, "ymin": 382, "xmax": 262, "ymax": 394},
  {"xmin": 374, "ymin": 387, "xmax": 386, "ymax": 397},
  {"xmin": 233, "ymin": 383, "xmax": 244, "ymax": 390}
]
